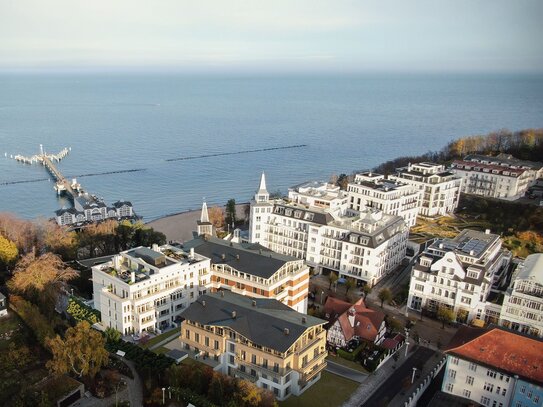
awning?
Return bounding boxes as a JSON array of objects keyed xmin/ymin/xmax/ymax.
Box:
[{"xmin": 337, "ymin": 278, "xmax": 347, "ymax": 284}]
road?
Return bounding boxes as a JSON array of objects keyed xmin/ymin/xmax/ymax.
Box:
[{"xmin": 361, "ymin": 347, "xmax": 435, "ymax": 407}]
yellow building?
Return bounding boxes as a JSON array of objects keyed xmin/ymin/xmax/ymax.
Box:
[{"xmin": 179, "ymin": 291, "xmax": 327, "ymax": 400}]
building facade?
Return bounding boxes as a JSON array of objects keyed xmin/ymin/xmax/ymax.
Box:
[
  {"xmin": 388, "ymin": 162, "xmax": 462, "ymax": 218},
  {"xmin": 56, "ymin": 198, "xmax": 135, "ymax": 226},
  {"xmin": 179, "ymin": 291, "xmax": 327, "ymax": 400},
  {"xmin": 442, "ymin": 326, "xmax": 543, "ymax": 407},
  {"xmin": 499, "ymin": 254, "xmax": 543, "ymax": 338},
  {"xmin": 92, "ymin": 244, "xmax": 211, "ymax": 334},
  {"xmin": 408, "ymin": 229, "xmax": 511, "ymax": 323},
  {"xmin": 249, "ymin": 174, "xmax": 409, "ymax": 287},
  {"xmin": 184, "ymin": 236, "xmax": 310, "ymax": 313},
  {"xmin": 347, "ymin": 172, "xmax": 421, "ymax": 227}
]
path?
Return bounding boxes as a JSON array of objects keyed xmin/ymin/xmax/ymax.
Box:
[{"xmin": 325, "ymin": 360, "xmax": 367, "ymax": 383}]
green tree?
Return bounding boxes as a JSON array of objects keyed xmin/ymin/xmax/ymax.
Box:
[
  {"xmin": 104, "ymin": 327, "xmax": 122, "ymax": 344},
  {"xmin": 46, "ymin": 321, "xmax": 109, "ymax": 378},
  {"xmin": 378, "ymin": 288, "xmax": 392, "ymax": 308},
  {"xmin": 362, "ymin": 285, "xmax": 372, "ymax": 297},
  {"xmin": 437, "ymin": 306, "xmax": 455, "ymax": 329},
  {"xmin": 328, "ymin": 272, "xmax": 338, "ymax": 289},
  {"xmin": 226, "ymin": 199, "xmax": 237, "ymax": 226},
  {"xmin": 345, "ymin": 278, "xmax": 355, "ymax": 295},
  {"xmin": 0, "ymin": 234, "xmax": 18, "ymax": 269}
]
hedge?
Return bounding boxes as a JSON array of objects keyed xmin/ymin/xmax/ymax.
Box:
[
  {"xmin": 337, "ymin": 343, "xmax": 365, "ymax": 361},
  {"xmin": 67, "ymin": 297, "xmax": 101, "ymax": 324}
]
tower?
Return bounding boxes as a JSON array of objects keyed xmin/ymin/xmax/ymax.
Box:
[
  {"xmin": 197, "ymin": 201, "xmax": 213, "ymax": 237},
  {"xmin": 249, "ymin": 172, "xmax": 272, "ymax": 244}
]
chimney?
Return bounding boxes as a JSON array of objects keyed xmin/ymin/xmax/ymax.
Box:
[
  {"xmin": 231, "ymin": 311, "xmax": 237, "ymax": 319},
  {"xmin": 190, "ymin": 248, "xmax": 195, "ymax": 258},
  {"xmin": 152, "ymin": 243, "xmax": 159, "ymax": 252},
  {"xmin": 131, "ymin": 271, "xmax": 135, "ymax": 284},
  {"xmin": 284, "ymin": 328, "xmax": 290, "ymax": 335},
  {"xmin": 221, "ymin": 253, "xmax": 226, "ymax": 260},
  {"xmin": 252, "ymin": 300, "xmax": 256, "ymax": 307},
  {"xmin": 302, "ymin": 316, "xmax": 307, "ymax": 324},
  {"xmin": 439, "ymin": 243, "xmax": 444, "ymax": 249},
  {"xmin": 259, "ymin": 249, "xmax": 262, "ymax": 255},
  {"xmin": 469, "ymin": 250, "xmax": 475, "ymax": 256},
  {"xmin": 221, "ymin": 290, "xmax": 225, "ymax": 297},
  {"xmin": 202, "ymin": 300, "xmax": 206, "ymax": 307},
  {"xmin": 485, "ymin": 229, "xmax": 491, "ymax": 235},
  {"xmin": 236, "ymin": 254, "xmax": 240, "ymax": 260}
]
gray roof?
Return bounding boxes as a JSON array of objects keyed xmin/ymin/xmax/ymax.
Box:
[
  {"xmin": 516, "ymin": 254, "xmax": 543, "ymax": 285},
  {"xmin": 181, "ymin": 291, "xmax": 326, "ymax": 353},
  {"xmin": 184, "ymin": 237, "xmax": 297, "ymax": 279},
  {"xmin": 273, "ymin": 203, "xmax": 333, "ymax": 225},
  {"xmin": 113, "ymin": 200, "xmax": 132, "ymax": 208},
  {"xmin": 431, "ymin": 229, "xmax": 499, "ymax": 258},
  {"xmin": 465, "ymin": 153, "xmax": 543, "ymax": 170},
  {"xmin": 126, "ymin": 247, "xmax": 167, "ymax": 267}
]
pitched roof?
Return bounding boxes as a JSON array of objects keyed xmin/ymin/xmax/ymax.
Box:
[
  {"xmin": 184, "ymin": 237, "xmax": 296, "ymax": 279},
  {"xmin": 181, "ymin": 291, "xmax": 326, "ymax": 353},
  {"xmin": 446, "ymin": 326, "xmax": 543, "ymax": 385},
  {"xmin": 324, "ymin": 297, "xmax": 384, "ymax": 342}
]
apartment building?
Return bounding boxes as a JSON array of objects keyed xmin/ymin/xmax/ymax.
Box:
[
  {"xmin": 408, "ymin": 229, "xmax": 511, "ymax": 323},
  {"xmin": 442, "ymin": 326, "xmax": 543, "ymax": 407},
  {"xmin": 388, "ymin": 162, "xmax": 462, "ymax": 217},
  {"xmin": 249, "ymin": 174, "xmax": 408, "ymax": 287},
  {"xmin": 183, "ymin": 236, "xmax": 310, "ymax": 313},
  {"xmin": 347, "ymin": 172, "xmax": 421, "ymax": 227},
  {"xmin": 499, "ymin": 254, "xmax": 543, "ymax": 338},
  {"xmin": 92, "ymin": 244, "xmax": 211, "ymax": 335},
  {"xmin": 179, "ymin": 291, "xmax": 327, "ymax": 400}
]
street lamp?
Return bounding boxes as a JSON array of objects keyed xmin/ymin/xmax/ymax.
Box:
[
  {"xmin": 321, "ymin": 290, "xmax": 324, "ymax": 305},
  {"xmin": 162, "ymin": 387, "xmax": 166, "ymax": 405},
  {"xmin": 168, "ymin": 386, "xmax": 171, "ymax": 399},
  {"xmin": 405, "ymin": 341, "xmax": 410, "ymax": 357},
  {"xmin": 411, "ymin": 367, "xmax": 417, "ymax": 384},
  {"xmin": 71, "ymin": 288, "xmax": 74, "ymax": 297}
]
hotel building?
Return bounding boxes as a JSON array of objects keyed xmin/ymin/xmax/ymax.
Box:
[
  {"xmin": 407, "ymin": 229, "xmax": 511, "ymax": 323},
  {"xmin": 347, "ymin": 172, "xmax": 421, "ymax": 227},
  {"xmin": 499, "ymin": 254, "xmax": 543, "ymax": 338},
  {"xmin": 179, "ymin": 291, "xmax": 327, "ymax": 400},
  {"xmin": 249, "ymin": 174, "xmax": 408, "ymax": 287},
  {"xmin": 388, "ymin": 162, "xmax": 462, "ymax": 218}
]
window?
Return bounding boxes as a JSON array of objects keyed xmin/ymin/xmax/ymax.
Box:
[
  {"xmin": 451, "ymin": 357, "xmax": 459, "ymax": 365},
  {"xmin": 466, "ymin": 376, "xmax": 474, "ymax": 385},
  {"xmin": 449, "ymin": 369, "xmax": 457, "ymax": 379},
  {"xmin": 487, "ymin": 370, "xmax": 497, "ymax": 379},
  {"xmin": 462, "ymin": 389, "xmax": 471, "ymax": 398},
  {"xmin": 520, "ymin": 385, "xmax": 526, "ymax": 394},
  {"xmin": 214, "ymin": 340, "xmax": 219, "ymax": 350},
  {"xmin": 481, "ymin": 396, "xmax": 490, "ymax": 406},
  {"xmin": 185, "ymin": 329, "xmax": 190, "ymax": 340},
  {"xmin": 469, "ymin": 363, "xmax": 477, "ymax": 372},
  {"xmin": 446, "ymin": 383, "xmax": 454, "ymax": 392},
  {"xmin": 534, "ymin": 396, "xmax": 540, "ymax": 404},
  {"xmin": 501, "ymin": 388, "xmax": 506, "ymax": 396},
  {"xmin": 483, "ymin": 382, "xmax": 494, "ymax": 392}
]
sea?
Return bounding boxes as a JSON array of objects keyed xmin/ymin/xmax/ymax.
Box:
[{"xmin": 1, "ymin": 73, "xmax": 542, "ymax": 221}]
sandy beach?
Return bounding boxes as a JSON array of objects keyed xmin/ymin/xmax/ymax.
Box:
[{"xmin": 147, "ymin": 203, "xmax": 249, "ymax": 243}]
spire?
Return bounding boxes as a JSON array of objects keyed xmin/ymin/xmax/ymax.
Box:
[
  {"xmin": 258, "ymin": 172, "xmax": 268, "ymax": 194},
  {"xmin": 200, "ymin": 200, "xmax": 209, "ymax": 223}
]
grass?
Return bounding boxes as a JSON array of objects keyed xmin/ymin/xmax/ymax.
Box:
[
  {"xmin": 326, "ymin": 355, "xmax": 369, "ymax": 374},
  {"xmin": 279, "ymin": 371, "xmax": 359, "ymax": 407},
  {"xmin": 0, "ymin": 311, "xmax": 24, "ymax": 350},
  {"xmin": 140, "ymin": 328, "xmax": 179, "ymax": 349},
  {"xmin": 153, "ymin": 346, "xmax": 170, "ymax": 355}
]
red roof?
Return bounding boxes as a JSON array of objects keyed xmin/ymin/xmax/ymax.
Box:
[
  {"xmin": 446, "ymin": 327, "xmax": 543, "ymax": 384},
  {"xmin": 324, "ymin": 297, "xmax": 385, "ymax": 342}
]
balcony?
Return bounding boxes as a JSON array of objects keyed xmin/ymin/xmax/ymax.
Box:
[
  {"xmin": 301, "ymin": 351, "xmax": 327, "ymax": 371},
  {"xmin": 233, "ymin": 367, "xmax": 259, "ymax": 383},
  {"xmin": 298, "ymin": 359, "xmax": 326, "ymax": 386},
  {"xmin": 236, "ymin": 355, "xmax": 291, "ymax": 378}
]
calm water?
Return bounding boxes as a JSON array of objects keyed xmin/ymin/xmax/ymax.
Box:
[{"xmin": 1, "ymin": 73, "xmax": 542, "ymax": 221}]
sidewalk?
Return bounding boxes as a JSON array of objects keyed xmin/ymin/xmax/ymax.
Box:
[{"xmin": 325, "ymin": 359, "xmax": 367, "ymax": 383}]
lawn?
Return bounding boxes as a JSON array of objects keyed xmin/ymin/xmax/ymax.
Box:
[
  {"xmin": 140, "ymin": 328, "xmax": 179, "ymax": 349},
  {"xmin": 279, "ymin": 371, "xmax": 359, "ymax": 407},
  {"xmin": 0, "ymin": 310, "xmax": 24, "ymax": 350},
  {"xmin": 153, "ymin": 346, "xmax": 170, "ymax": 355},
  {"xmin": 326, "ymin": 355, "xmax": 369, "ymax": 374}
]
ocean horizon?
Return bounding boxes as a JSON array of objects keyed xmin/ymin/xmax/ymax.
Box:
[{"xmin": 1, "ymin": 72, "xmax": 542, "ymax": 221}]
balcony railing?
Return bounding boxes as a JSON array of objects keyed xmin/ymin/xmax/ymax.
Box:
[
  {"xmin": 298, "ymin": 359, "xmax": 326, "ymax": 385},
  {"xmin": 236, "ymin": 355, "xmax": 291, "ymax": 377},
  {"xmin": 233, "ymin": 367, "xmax": 259, "ymax": 383}
]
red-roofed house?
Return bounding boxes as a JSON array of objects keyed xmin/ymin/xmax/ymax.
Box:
[
  {"xmin": 442, "ymin": 326, "xmax": 543, "ymax": 407},
  {"xmin": 324, "ymin": 297, "xmax": 386, "ymax": 347}
]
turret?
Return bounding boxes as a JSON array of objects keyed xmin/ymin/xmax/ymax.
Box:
[
  {"xmin": 197, "ymin": 201, "xmax": 213, "ymax": 237},
  {"xmin": 255, "ymin": 172, "xmax": 269, "ymax": 203}
]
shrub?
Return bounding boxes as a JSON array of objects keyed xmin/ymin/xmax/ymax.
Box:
[
  {"xmin": 67, "ymin": 297, "xmax": 101, "ymax": 324},
  {"xmin": 9, "ymin": 295, "xmax": 55, "ymax": 346}
]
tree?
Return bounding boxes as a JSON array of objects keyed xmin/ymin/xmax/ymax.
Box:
[
  {"xmin": 328, "ymin": 272, "xmax": 338, "ymax": 289},
  {"xmin": 104, "ymin": 327, "xmax": 122, "ymax": 344},
  {"xmin": 362, "ymin": 285, "xmax": 372, "ymax": 298},
  {"xmin": 378, "ymin": 288, "xmax": 392, "ymax": 308},
  {"xmin": 226, "ymin": 199, "xmax": 236, "ymax": 226},
  {"xmin": 8, "ymin": 252, "xmax": 77, "ymax": 313},
  {"xmin": 386, "ymin": 316, "xmax": 403, "ymax": 333},
  {"xmin": 46, "ymin": 321, "xmax": 109, "ymax": 378},
  {"xmin": 337, "ymin": 173, "xmax": 349, "ymax": 190},
  {"xmin": 208, "ymin": 206, "xmax": 225, "ymax": 229},
  {"xmin": 235, "ymin": 379, "xmax": 262, "ymax": 407},
  {"xmin": 0, "ymin": 234, "xmax": 18, "ymax": 269},
  {"xmin": 345, "ymin": 278, "xmax": 355, "ymax": 295},
  {"xmin": 8, "ymin": 252, "xmax": 77, "ymax": 310},
  {"xmin": 437, "ymin": 306, "xmax": 455, "ymax": 329}
]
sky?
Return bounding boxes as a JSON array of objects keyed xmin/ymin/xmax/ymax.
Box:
[{"xmin": 1, "ymin": 0, "xmax": 542, "ymax": 73}]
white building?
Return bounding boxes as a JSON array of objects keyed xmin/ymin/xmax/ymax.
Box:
[
  {"xmin": 249, "ymin": 174, "xmax": 408, "ymax": 287},
  {"xmin": 92, "ymin": 244, "xmax": 211, "ymax": 335},
  {"xmin": 56, "ymin": 198, "xmax": 135, "ymax": 226},
  {"xmin": 499, "ymin": 254, "xmax": 543, "ymax": 338},
  {"xmin": 442, "ymin": 326, "xmax": 543, "ymax": 407},
  {"xmin": 347, "ymin": 172, "xmax": 421, "ymax": 227},
  {"xmin": 388, "ymin": 162, "xmax": 462, "ymax": 218},
  {"xmin": 408, "ymin": 229, "xmax": 511, "ymax": 323}
]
